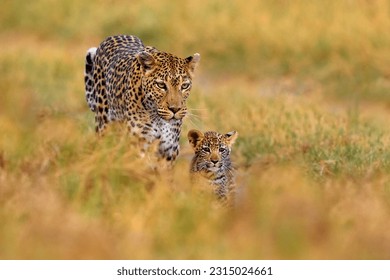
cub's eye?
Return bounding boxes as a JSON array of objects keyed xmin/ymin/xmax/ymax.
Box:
[
  {"xmin": 181, "ymin": 82, "xmax": 191, "ymax": 90},
  {"xmin": 155, "ymin": 81, "xmax": 167, "ymax": 90},
  {"xmin": 219, "ymin": 147, "xmax": 227, "ymax": 153},
  {"xmin": 202, "ymin": 146, "xmax": 211, "ymax": 153}
]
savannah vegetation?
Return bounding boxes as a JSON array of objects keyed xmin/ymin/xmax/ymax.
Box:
[{"xmin": 1, "ymin": 0, "xmax": 390, "ymax": 259}]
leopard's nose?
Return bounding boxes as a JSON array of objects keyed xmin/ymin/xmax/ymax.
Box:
[
  {"xmin": 211, "ymin": 159, "xmax": 219, "ymax": 164},
  {"xmin": 168, "ymin": 106, "xmax": 180, "ymax": 114}
]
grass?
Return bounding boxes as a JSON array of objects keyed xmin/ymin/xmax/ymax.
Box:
[{"xmin": 1, "ymin": 0, "xmax": 390, "ymax": 259}]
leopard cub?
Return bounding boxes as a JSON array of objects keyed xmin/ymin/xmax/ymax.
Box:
[{"xmin": 187, "ymin": 129, "xmax": 238, "ymax": 199}]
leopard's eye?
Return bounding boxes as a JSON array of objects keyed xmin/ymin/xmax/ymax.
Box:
[
  {"xmin": 155, "ymin": 81, "xmax": 167, "ymax": 90},
  {"xmin": 202, "ymin": 146, "xmax": 211, "ymax": 153},
  {"xmin": 181, "ymin": 82, "xmax": 191, "ymax": 90},
  {"xmin": 219, "ymin": 147, "xmax": 227, "ymax": 153}
]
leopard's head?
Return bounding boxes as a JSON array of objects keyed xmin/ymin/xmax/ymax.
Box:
[
  {"xmin": 188, "ymin": 130, "xmax": 238, "ymax": 174},
  {"xmin": 137, "ymin": 49, "xmax": 200, "ymax": 121}
]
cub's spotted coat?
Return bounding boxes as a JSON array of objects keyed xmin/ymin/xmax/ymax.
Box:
[{"xmin": 188, "ymin": 129, "xmax": 238, "ymax": 199}]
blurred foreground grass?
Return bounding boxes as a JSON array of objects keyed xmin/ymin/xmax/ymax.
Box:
[{"xmin": 1, "ymin": 0, "xmax": 390, "ymax": 259}]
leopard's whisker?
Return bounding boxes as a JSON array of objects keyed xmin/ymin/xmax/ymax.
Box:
[
  {"xmin": 186, "ymin": 112, "xmax": 202, "ymax": 120},
  {"xmin": 188, "ymin": 108, "xmax": 207, "ymax": 111},
  {"xmin": 185, "ymin": 116, "xmax": 202, "ymax": 130}
]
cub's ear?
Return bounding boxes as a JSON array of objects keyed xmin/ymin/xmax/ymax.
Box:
[
  {"xmin": 186, "ymin": 53, "xmax": 200, "ymax": 75},
  {"xmin": 188, "ymin": 129, "xmax": 204, "ymax": 149},
  {"xmin": 225, "ymin": 131, "xmax": 238, "ymax": 147},
  {"xmin": 137, "ymin": 51, "xmax": 155, "ymax": 72}
]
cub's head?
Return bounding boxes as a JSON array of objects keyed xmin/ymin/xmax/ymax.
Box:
[
  {"xmin": 137, "ymin": 49, "xmax": 200, "ymax": 121},
  {"xmin": 188, "ymin": 130, "xmax": 238, "ymax": 174}
]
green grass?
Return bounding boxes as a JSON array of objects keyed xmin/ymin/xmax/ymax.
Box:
[{"xmin": 1, "ymin": 0, "xmax": 390, "ymax": 259}]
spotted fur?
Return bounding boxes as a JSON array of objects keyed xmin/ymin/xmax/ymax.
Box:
[
  {"xmin": 188, "ymin": 129, "xmax": 238, "ymax": 199},
  {"xmin": 84, "ymin": 35, "xmax": 200, "ymax": 162}
]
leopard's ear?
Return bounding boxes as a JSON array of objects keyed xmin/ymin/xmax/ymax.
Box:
[
  {"xmin": 225, "ymin": 131, "xmax": 238, "ymax": 147},
  {"xmin": 188, "ymin": 129, "xmax": 204, "ymax": 150},
  {"xmin": 137, "ymin": 51, "xmax": 155, "ymax": 72},
  {"xmin": 186, "ymin": 53, "xmax": 200, "ymax": 75}
]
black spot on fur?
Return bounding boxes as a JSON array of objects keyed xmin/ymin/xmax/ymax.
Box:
[
  {"xmin": 85, "ymin": 64, "xmax": 93, "ymax": 72},
  {"xmin": 86, "ymin": 53, "xmax": 93, "ymax": 64}
]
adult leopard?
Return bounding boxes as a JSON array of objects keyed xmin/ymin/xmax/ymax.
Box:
[{"xmin": 84, "ymin": 35, "xmax": 200, "ymax": 163}]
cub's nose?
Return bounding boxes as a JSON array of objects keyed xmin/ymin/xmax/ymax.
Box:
[
  {"xmin": 211, "ymin": 159, "xmax": 219, "ymax": 164},
  {"xmin": 168, "ymin": 106, "xmax": 180, "ymax": 114}
]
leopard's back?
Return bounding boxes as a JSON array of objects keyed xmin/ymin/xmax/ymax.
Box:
[{"xmin": 84, "ymin": 35, "xmax": 144, "ymax": 111}]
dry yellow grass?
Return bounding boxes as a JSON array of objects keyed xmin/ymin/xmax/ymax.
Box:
[{"xmin": 1, "ymin": 0, "xmax": 390, "ymax": 259}]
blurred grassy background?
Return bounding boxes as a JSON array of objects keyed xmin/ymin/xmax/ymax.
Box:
[{"xmin": 1, "ymin": 0, "xmax": 390, "ymax": 259}]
